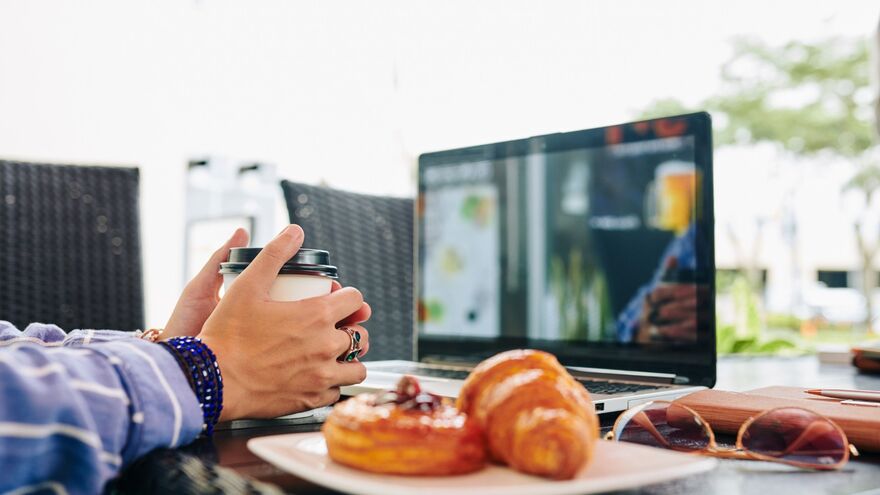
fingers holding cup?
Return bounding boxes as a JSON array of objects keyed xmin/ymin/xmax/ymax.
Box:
[{"xmin": 229, "ymin": 225, "xmax": 305, "ymax": 298}]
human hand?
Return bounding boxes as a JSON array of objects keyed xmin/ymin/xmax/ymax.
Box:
[
  {"xmin": 332, "ymin": 279, "xmax": 372, "ymax": 332},
  {"xmin": 163, "ymin": 228, "xmax": 250, "ymax": 340},
  {"xmin": 198, "ymin": 225, "xmax": 370, "ymax": 421},
  {"xmin": 636, "ymin": 284, "xmax": 699, "ymax": 343}
]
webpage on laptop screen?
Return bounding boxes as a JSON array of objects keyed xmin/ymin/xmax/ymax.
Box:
[{"xmin": 419, "ymin": 133, "xmax": 708, "ymax": 348}]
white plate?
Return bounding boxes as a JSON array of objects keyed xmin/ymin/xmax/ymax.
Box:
[{"xmin": 248, "ymin": 432, "xmax": 717, "ymax": 495}]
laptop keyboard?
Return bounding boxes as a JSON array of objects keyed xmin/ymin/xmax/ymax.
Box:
[
  {"xmin": 373, "ymin": 364, "xmax": 471, "ymax": 380},
  {"xmin": 370, "ymin": 364, "xmax": 667, "ymax": 395},
  {"xmin": 577, "ymin": 379, "xmax": 663, "ymax": 395}
]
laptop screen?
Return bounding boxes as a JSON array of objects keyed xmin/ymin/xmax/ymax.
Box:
[{"xmin": 416, "ymin": 113, "xmax": 715, "ymax": 386}]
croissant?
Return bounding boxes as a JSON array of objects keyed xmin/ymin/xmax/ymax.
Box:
[{"xmin": 456, "ymin": 349, "xmax": 599, "ymax": 480}]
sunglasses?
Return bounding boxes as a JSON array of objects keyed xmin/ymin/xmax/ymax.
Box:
[{"xmin": 604, "ymin": 400, "xmax": 859, "ymax": 470}]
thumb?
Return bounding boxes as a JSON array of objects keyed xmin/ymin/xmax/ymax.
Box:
[
  {"xmin": 228, "ymin": 225, "xmax": 304, "ymax": 296},
  {"xmin": 200, "ymin": 227, "xmax": 250, "ymax": 295},
  {"xmin": 195, "ymin": 227, "xmax": 250, "ymax": 283}
]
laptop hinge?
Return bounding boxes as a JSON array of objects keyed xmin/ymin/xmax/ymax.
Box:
[
  {"xmin": 566, "ymin": 365, "xmax": 681, "ymax": 385},
  {"xmin": 421, "ymin": 358, "xmax": 692, "ymax": 385},
  {"xmin": 421, "ymin": 357, "xmax": 478, "ymax": 368}
]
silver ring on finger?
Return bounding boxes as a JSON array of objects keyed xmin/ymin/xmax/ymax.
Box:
[{"xmin": 337, "ymin": 326, "xmax": 362, "ymax": 362}]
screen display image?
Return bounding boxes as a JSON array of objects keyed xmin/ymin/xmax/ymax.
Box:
[
  {"xmin": 421, "ymin": 161, "xmax": 500, "ymax": 338},
  {"xmin": 543, "ymin": 135, "xmax": 704, "ymax": 344},
  {"xmin": 417, "ymin": 113, "xmax": 714, "ymax": 384}
]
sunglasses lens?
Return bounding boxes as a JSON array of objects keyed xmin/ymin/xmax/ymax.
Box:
[
  {"xmin": 616, "ymin": 402, "xmax": 712, "ymax": 452},
  {"xmin": 741, "ymin": 408, "xmax": 847, "ymax": 468}
]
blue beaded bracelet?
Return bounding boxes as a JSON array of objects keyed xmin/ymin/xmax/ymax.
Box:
[{"xmin": 160, "ymin": 336, "xmax": 224, "ymax": 435}]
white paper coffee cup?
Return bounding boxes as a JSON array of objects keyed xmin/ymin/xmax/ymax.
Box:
[{"xmin": 220, "ymin": 247, "xmax": 338, "ymax": 302}]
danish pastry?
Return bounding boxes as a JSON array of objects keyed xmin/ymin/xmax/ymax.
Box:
[{"xmin": 322, "ymin": 376, "xmax": 486, "ymax": 475}]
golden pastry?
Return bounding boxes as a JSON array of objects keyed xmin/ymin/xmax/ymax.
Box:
[
  {"xmin": 457, "ymin": 349, "xmax": 599, "ymax": 480},
  {"xmin": 323, "ymin": 376, "xmax": 486, "ymax": 476}
]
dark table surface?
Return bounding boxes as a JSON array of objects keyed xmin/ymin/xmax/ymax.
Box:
[{"xmin": 187, "ymin": 356, "xmax": 880, "ymax": 495}]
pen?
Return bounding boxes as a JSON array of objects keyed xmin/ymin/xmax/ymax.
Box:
[{"xmin": 806, "ymin": 388, "xmax": 880, "ymax": 403}]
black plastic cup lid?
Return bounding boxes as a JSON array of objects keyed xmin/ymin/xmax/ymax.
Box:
[{"xmin": 219, "ymin": 247, "xmax": 338, "ymax": 278}]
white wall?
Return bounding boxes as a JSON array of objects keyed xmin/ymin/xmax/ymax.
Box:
[{"xmin": 1, "ymin": 0, "xmax": 877, "ymax": 327}]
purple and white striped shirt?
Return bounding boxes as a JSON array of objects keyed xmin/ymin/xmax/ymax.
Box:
[{"xmin": 0, "ymin": 321, "xmax": 203, "ymax": 494}]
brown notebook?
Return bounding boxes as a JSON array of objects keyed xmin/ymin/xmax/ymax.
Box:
[{"xmin": 675, "ymin": 387, "xmax": 880, "ymax": 452}]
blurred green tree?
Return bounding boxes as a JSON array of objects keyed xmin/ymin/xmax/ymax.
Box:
[{"xmin": 640, "ymin": 36, "xmax": 879, "ymax": 333}]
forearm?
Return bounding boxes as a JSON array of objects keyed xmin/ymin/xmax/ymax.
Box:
[
  {"xmin": 0, "ymin": 320, "xmax": 141, "ymax": 347},
  {"xmin": 0, "ymin": 323, "xmax": 203, "ymax": 494}
]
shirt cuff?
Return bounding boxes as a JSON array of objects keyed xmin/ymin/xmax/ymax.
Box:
[{"xmin": 90, "ymin": 339, "xmax": 204, "ymax": 463}]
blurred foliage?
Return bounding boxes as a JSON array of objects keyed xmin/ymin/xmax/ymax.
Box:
[
  {"xmin": 716, "ymin": 275, "xmax": 805, "ymax": 355},
  {"xmin": 729, "ymin": 275, "xmax": 762, "ymax": 341},
  {"xmin": 714, "ymin": 269, "xmax": 740, "ymax": 294},
  {"xmin": 716, "ymin": 324, "xmax": 803, "ymax": 355},
  {"xmin": 714, "ymin": 38, "xmax": 875, "ymax": 155},
  {"xmin": 640, "ymin": 37, "xmax": 877, "ymax": 156},
  {"xmin": 764, "ymin": 313, "xmax": 802, "ymax": 331},
  {"xmin": 716, "ymin": 273, "xmax": 865, "ymax": 353},
  {"xmin": 845, "ymin": 162, "xmax": 880, "ymax": 202}
]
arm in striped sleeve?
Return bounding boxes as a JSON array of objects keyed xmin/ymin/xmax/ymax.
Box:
[{"xmin": 0, "ymin": 322, "xmax": 203, "ymax": 494}]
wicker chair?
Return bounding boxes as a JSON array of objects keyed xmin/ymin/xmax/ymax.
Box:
[
  {"xmin": 281, "ymin": 181, "xmax": 414, "ymax": 361},
  {"xmin": 0, "ymin": 160, "xmax": 144, "ymax": 331}
]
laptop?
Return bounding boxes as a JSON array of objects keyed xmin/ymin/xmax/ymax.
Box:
[{"xmin": 343, "ymin": 112, "xmax": 716, "ymax": 414}]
